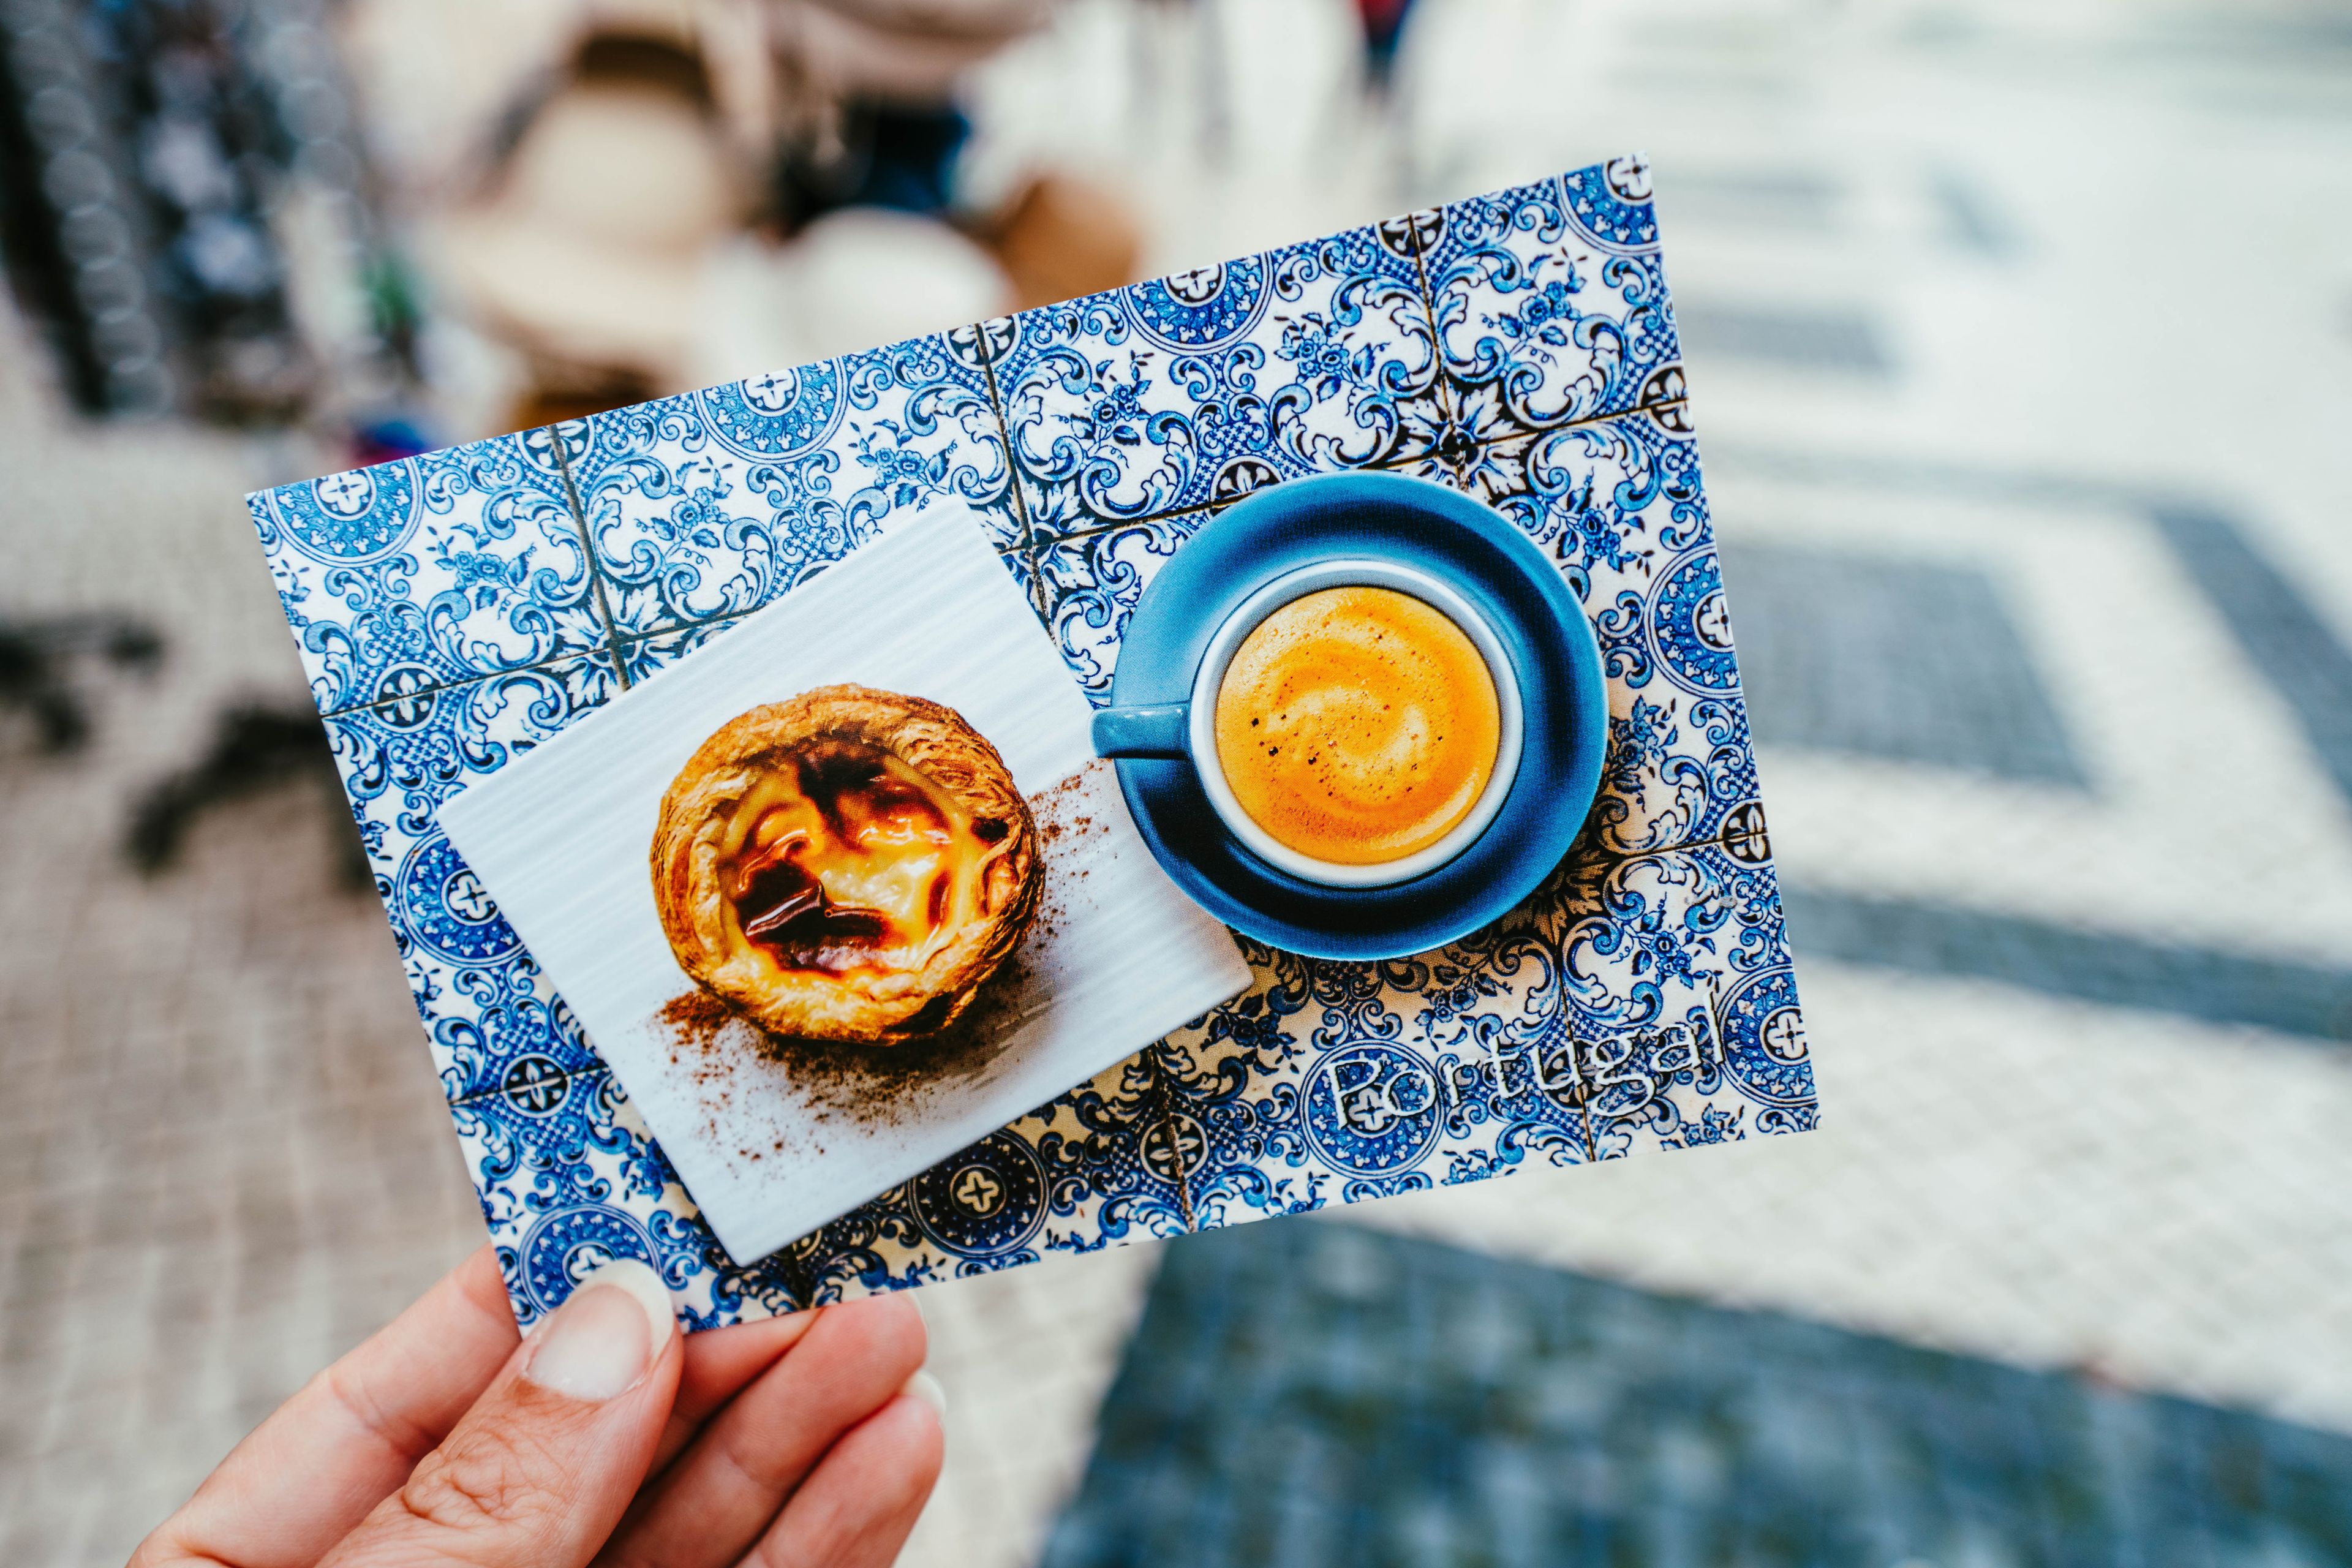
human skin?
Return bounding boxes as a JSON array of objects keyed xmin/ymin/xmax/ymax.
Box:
[{"xmin": 127, "ymin": 1246, "xmax": 943, "ymax": 1568}]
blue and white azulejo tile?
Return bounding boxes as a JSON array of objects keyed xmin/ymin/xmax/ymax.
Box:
[
  {"xmin": 1433, "ymin": 402, "xmax": 1755, "ymax": 856},
  {"xmin": 456, "ymin": 1068, "xmax": 750, "ymax": 1330},
  {"xmin": 609, "ymin": 538, "xmax": 1044, "ymax": 689},
  {"xmin": 464, "ymin": 1019, "xmax": 1199, "ymax": 1328},
  {"xmin": 1422, "ymin": 156, "xmax": 1684, "ymax": 445},
  {"xmin": 1158, "ymin": 842, "xmax": 1700, "ymax": 1225},
  {"xmin": 247, "ymin": 154, "xmax": 1814, "ymax": 1333},
  {"xmin": 989, "ymin": 214, "xmax": 1451, "ymax": 540},
  {"xmin": 1157, "ymin": 945, "xmax": 1498, "ymax": 1231},
  {"xmin": 1033, "ymin": 511, "xmax": 1217, "ymax": 704},
  {"xmin": 1449, "ymin": 401, "xmax": 1706, "ymax": 605},
  {"xmin": 323, "ymin": 652, "xmax": 620, "ymax": 1104},
  {"xmin": 1162, "ymin": 817, "xmax": 1815, "ymax": 1218},
  {"xmin": 562, "ymin": 333, "xmax": 1021, "ymax": 639},
  {"xmin": 251, "ymin": 430, "xmax": 607, "ymax": 715},
  {"xmin": 1580, "ymin": 845, "xmax": 1816, "ymax": 1156}
]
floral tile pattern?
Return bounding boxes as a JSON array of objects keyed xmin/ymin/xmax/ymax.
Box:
[
  {"xmin": 251, "ymin": 429, "xmax": 608, "ymax": 715},
  {"xmin": 560, "ymin": 331, "xmax": 1022, "ymax": 638},
  {"xmin": 1166, "ymin": 829, "xmax": 1814, "ymax": 1221},
  {"xmin": 723, "ymin": 1055, "xmax": 1195, "ymax": 1316},
  {"xmin": 1574, "ymin": 848, "xmax": 1812, "ymax": 1159},
  {"xmin": 1033, "ymin": 511, "xmax": 1218, "ymax": 704},
  {"xmin": 1031, "ymin": 405, "xmax": 1762, "ymax": 851},
  {"xmin": 1162, "ymin": 947, "xmax": 1466, "ymax": 1231},
  {"xmin": 611, "ymin": 539, "xmax": 1040, "ymax": 688},
  {"xmin": 247, "ymin": 156, "xmax": 1814, "ymax": 1331},
  {"xmin": 1436, "ymin": 402, "xmax": 1756, "ymax": 854},
  {"xmin": 988, "ymin": 214, "xmax": 1451, "ymax": 540},
  {"xmin": 323, "ymin": 653, "xmax": 620, "ymax": 1104},
  {"xmin": 453, "ymin": 1069, "xmax": 745, "ymax": 1330},
  {"xmin": 1422, "ymin": 156, "xmax": 1686, "ymax": 443}
]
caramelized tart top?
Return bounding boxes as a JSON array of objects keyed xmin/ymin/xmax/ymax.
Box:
[{"xmin": 651, "ymin": 687, "xmax": 1037, "ymax": 1045}]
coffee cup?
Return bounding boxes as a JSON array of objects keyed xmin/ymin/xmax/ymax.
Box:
[{"xmin": 1090, "ymin": 559, "xmax": 1525, "ymax": 889}]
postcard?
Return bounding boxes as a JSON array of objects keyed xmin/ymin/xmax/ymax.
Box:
[{"xmin": 251, "ymin": 157, "xmax": 1817, "ymax": 1327}]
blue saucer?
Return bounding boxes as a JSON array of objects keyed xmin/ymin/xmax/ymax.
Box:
[{"xmin": 1101, "ymin": 471, "xmax": 1607, "ymax": 959}]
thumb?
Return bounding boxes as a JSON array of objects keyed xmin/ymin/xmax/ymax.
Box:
[{"xmin": 320, "ymin": 1259, "xmax": 682, "ymax": 1568}]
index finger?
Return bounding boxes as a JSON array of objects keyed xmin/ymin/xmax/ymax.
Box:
[
  {"xmin": 133, "ymin": 1245, "xmax": 522, "ymax": 1568},
  {"xmin": 653, "ymin": 1310, "xmax": 824, "ymax": 1475}
]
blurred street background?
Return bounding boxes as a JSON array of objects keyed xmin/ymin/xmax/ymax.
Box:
[{"xmin": 6, "ymin": 0, "xmax": 2352, "ymax": 1562}]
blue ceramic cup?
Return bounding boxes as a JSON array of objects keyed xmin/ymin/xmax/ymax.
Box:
[
  {"xmin": 1091, "ymin": 556, "xmax": 1526, "ymax": 889},
  {"xmin": 1079, "ymin": 470, "xmax": 1605, "ymax": 960}
]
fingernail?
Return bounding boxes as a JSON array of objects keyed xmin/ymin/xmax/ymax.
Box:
[
  {"xmin": 525, "ymin": 1259, "xmax": 676, "ymax": 1401},
  {"xmin": 900, "ymin": 1369, "xmax": 948, "ymax": 1423}
]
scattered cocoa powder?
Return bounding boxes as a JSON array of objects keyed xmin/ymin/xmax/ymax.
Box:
[{"xmin": 651, "ymin": 949, "xmax": 1040, "ymax": 1129}]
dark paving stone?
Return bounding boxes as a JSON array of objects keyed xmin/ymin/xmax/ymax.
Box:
[
  {"xmin": 2151, "ymin": 504, "xmax": 2352, "ymax": 814},
  {"xmin": 1046, "ymin": 1219, "xmax": 2352, "ymax": 1568},
  {"xmin": 1781, "ymin": 885, "xmax": 2352, "ymax": 1041},
  {"xmin": 1721, "ymin": 543, "xmax": 2089, "ymax": 787},
  {"xmin": 1927, "ymin": 167, "xmax": 2021, "ymax": 260}
]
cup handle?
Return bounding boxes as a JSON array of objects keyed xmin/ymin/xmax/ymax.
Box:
[{"xmin": 1091, "ymin": 703, "xmax": 1191, "ymax": 759}]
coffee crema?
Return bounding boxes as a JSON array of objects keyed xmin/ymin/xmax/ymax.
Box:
[{"xmin": 1212, "ymin": 585, "xmax": 1501, "ymax": 865}]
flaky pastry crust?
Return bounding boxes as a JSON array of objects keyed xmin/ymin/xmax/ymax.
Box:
[{"xmin": 651, "ymin": 685, "xmax": 1038, "ymax": 1044}]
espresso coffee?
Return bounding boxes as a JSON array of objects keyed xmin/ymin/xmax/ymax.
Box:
[{"xmin": 1213, "ymin": 585, "xmax": 1501, "ymax": 865}]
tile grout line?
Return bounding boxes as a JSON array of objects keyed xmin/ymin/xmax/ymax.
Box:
[
  {"xmin": 1434, "ymin": 388, "xmax": 1692, "ymax": 464},
  {"xmin": 1029, "ymin": 445, "xmax": 1445, "ymax": 557},
  {"xmin": 968, "ymin": 318, "xmax": 1035, "ymax": 556},
  {"xmin": 1027, "ymin": 208, "xmax": 1469, "ymax": 564},
  {"xmin": 325, "ymin": 644, "xmax": 608, "ymax": 723},
  {"xmin": 1499, "ymin": 809, "xmax": 1774, "ymax": 1164},
  {"xmin": 1146, "ymin": 1035, "xmax": 1200, "ymax": 1234},
  {"xmin": 1537, "ymin": 816, "xmax": 1766, "ymax": 1164},
  {"xmin": 318, "ymin": 391, "xmax": 1685, "ymax": 723},
  {"xmin": 596, "ymin": 534, "xmax": 1036, "ymax": 666},
  {"xmin": 546, "ymin": 421, "xmax": 633, "ymax": 692},
  {"xmin": 964, "ymin": 316, "xmax": 1052, "ymax": 621},
  {"xmin": 1401, "ymin": 202, "xmax": 1468, "ymax": 483}
]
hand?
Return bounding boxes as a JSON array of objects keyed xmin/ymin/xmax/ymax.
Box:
[{"xmin": 129, "ymin": 1247, "xmax": 943, "ymax": 1568}]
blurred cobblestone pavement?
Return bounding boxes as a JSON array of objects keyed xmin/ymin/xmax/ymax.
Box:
[
  {"xmin": 7, "ymin": 1, "xmax": 2352, "ymax": 1566},
  {"xmin": 0, "ymin": 312, "xmax": 476, "ymax": 1553},
  {"xmin": 1052, "ymin": 1221, "xmax": 2352, "ymax": 1566}
]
